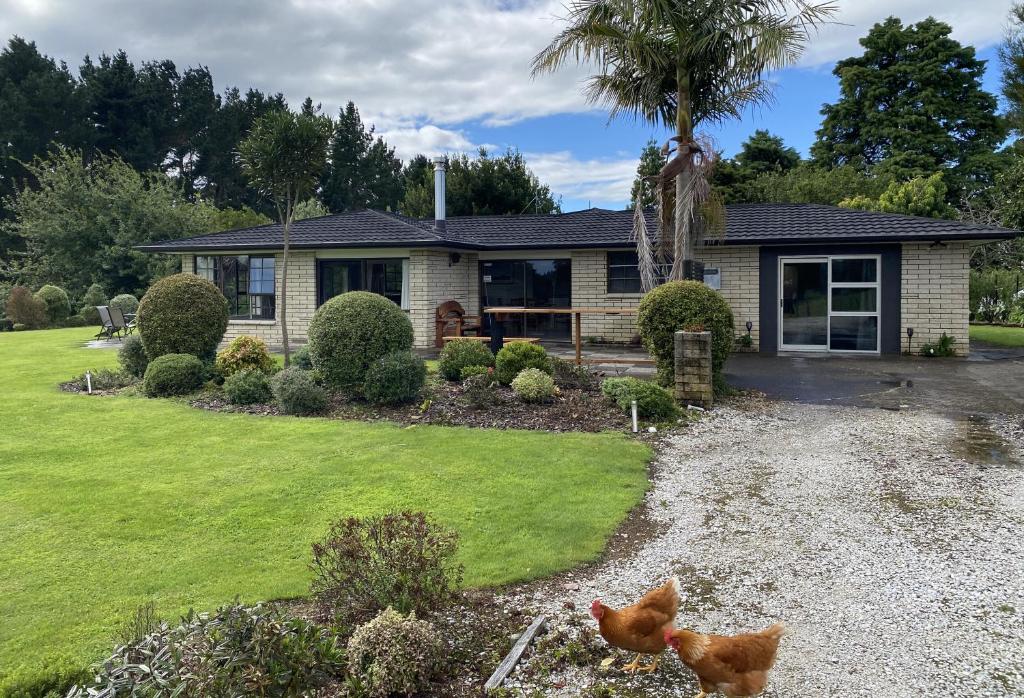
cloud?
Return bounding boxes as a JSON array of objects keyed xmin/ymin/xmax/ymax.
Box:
[{"xmin": 525, "ymin": 151, "xmax": 638, "ymax": 208}]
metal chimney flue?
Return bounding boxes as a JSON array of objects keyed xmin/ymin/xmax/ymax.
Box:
[{"xmin": 432, "ymin": 156, "xmax": 446, "ymax": 231}]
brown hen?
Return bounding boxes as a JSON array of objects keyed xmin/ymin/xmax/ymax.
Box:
[
  {"xmin": 589, "ymin": 576, "xmax": 680, "ymax": 673},
  {"xmin": 665, "ymin": 623, "xmax": 785, "ymax": 697}
]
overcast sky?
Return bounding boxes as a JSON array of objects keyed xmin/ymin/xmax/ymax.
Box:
[{"xmin": 0, "ymin": 0, "xmax": 1015, "ymax": 210}]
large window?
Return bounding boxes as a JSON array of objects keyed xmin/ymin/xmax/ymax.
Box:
[
  {"xmin": 480, "ymin": 259, "xmax": 572, "ymax": 339},
  {"xmin": 194, "ymin": 255, "xmax": 275, "ymax": 320},
  {"xmin": 606, "ymin": 251, "xmax": 672, "ymax": 293},
  {"xmin": 318, "ymin": 259, "xmax": 408, "ymax": 308}
]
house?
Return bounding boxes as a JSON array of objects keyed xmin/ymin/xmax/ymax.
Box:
[{"xmin": 140, "ymin": 159, "xmax": 1018, "ymax": 356}]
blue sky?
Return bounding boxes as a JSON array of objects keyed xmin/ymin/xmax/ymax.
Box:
[{"xmin": 0, "ymin": 0, "xmax": 1012, "ymax": 212}]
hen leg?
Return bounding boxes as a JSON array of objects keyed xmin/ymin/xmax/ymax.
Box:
[
  {"xmin": 622, "ymin": 653, "xmax": 643, "ymax": 673},
  {"xmin": 638, "ymin": 655, "xmax": 659, "ymax": 672}
]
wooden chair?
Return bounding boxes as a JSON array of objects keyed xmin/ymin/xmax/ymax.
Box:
[{"xmin": 435, "ymin": 300, "xmax": 481, "ymax": 347}]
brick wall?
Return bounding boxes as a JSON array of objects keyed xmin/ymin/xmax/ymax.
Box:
[
  {"xmin": 900, "ymin": 242, "xmax": 970, "ymax": 355},
  {"xmin": 698, "ymin": 245, "xmax": 760, "ymax": 347},
  {"xmin": 408, "ymin": 249, "xmax": 479, "ymax": 348}
]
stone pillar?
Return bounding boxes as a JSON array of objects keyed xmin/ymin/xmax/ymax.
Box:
[{"xmin": 674, "ymin": 330, "xmax": 713, "ymax": 409}]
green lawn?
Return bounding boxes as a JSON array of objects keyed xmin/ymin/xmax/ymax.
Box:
[
  {"xmin": 0, "ymin": 328, "xmax": 648, "ymax": 680},
  {"xmin": 969, "ymin": 323, "xmax": 1024, "ymax": 347}
]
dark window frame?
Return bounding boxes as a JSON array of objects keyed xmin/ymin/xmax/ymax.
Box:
[
  {"xmin": 194, "ymin": 254, "xmax": 276, "ymax": 320},
  {"xmin": 316, "ymin": 258, "xmax": 406, "ymax": 307}
]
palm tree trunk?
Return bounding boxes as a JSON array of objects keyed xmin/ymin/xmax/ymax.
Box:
[
  {"xmin": 675, "ymin": 62, "xmax": 694, "ymax": 278},
  {"xmin": 281, "ymin": 194, "xmax": 291, "ymax": 367}
]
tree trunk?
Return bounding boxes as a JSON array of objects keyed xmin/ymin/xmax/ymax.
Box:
[
  {"xmin": 674, "ymin": 60, "xmax": 694, "ymax": 278},
  {"xmin": 281, "ymin": 196, "xmax": 291, "ymax": 367}
]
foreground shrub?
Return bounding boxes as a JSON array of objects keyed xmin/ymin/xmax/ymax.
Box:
[
  {"xmin": 79, "ymin": 283, "xmax": 108, "ymax": 324},
  {"xmin": 347, "ymin": 607, "xmax": 445, "ymax": 698},
  {"xmin": 224, "ymin": 368, "xmax": 273, "ymax": 405},
  {"xmin": 511, "ymin": 367, "xmax": 558, "ymax": 403},
  {"xmin": 459, "ymin": 364, "xmax": 490, "ymax": 380},
  {"xmin": 494, "ymin": 342, "xmax": 551, "ymax": 385},
  {"xmin": 118, "ymin": 334, "xmax": 149, "ymax": 378},
  {"xmin": 311, "ymin": 511, "xmax": 463, "ymax": 629},
  {"xmin": 601, "ymin": 377, "xmax": 679, "ymax": 421},
  {"xmin": 215, "ymin": 335, "xmax": 275, "ymax": 377},
  {"xmin": 0, "ymin": 657, "xmax": 91, "ymax": 698},
  {"xmin": 438, "ymin": 339, "xmax": 494, "ymax": 380},
  {"xmin": 551, "ymin": 357, "xmax": 597, "ymax": 390},
  {"xmin": 272, "ymin": 367, "xmax": 328, "ymax": 415},
  {"xmin": 5, "ymin": 286, "xmax": 47, "ymax": 329},
  {"xmin": 363, "ymin": 350, "xmax": 426, "ymax": 405},
  {"xmin": 69, "ymin": 368, "xmax": 135, "ymax": 392},
  {"xmin": 35, "ymin": 284, "xmax": 71, "ymax": 324},
  {"xmin": 143, "ymin": 353, "xmax": 206, "ymax": 397},
  {"xmin": 307, "ymin": 291, "xmax": 413, "ymax": 391},
  {"xmin": 138, "ymin": 274, "xmax": 229, "ymax": 360},
  {"xmin": 637, "ymin": 280, "xmax": 734, "ymax": 386},
  {"xmin": 921, "ymin": 333, "xmax": 956, "ymax": 357},
  {"xmin": 109, "ymin": 293, "xmax": 140, "ymax": 315},
  {"xmin": 462, "ymin": 372, "xmax": 499, "ymax": 409},
  {"xmin": 292, "ymin": 343, "xmax": 313, "ymax": 369}
]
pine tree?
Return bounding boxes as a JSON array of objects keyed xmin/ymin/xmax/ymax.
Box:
[
  {"xmin": 630, "ymin": 139, "xmax": 666, "ymax": 209},
  {"xmin": 1001, "ymin": 3, "xmax": 1024, "ymax": 138},
  {"xmin": 321, "ymin": 102, "xmax": 403, "ymax": 212}
]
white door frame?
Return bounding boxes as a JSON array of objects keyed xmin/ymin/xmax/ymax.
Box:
[{"xmin": 778, "ymin": 256, "xmax": 829, "ymax": 352}]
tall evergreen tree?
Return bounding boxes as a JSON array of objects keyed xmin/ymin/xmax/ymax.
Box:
[
  {"xmin": 167, "ymin": 66, "xmax": 218, "ymax": 198},
  {"xmin": 1001, "ymin": 3, "xmax": 1024, "ymax": 139},
  {"xmin": 321, "ymin": 102, "xmax": 403, "ymax": 212},
  {"xmin": 714, "ymin": 130, "xmax": 801, "ymax": 202},
  {"xmin": 630, "ymin": 139, "xmax": 667, "ymax": 209}
]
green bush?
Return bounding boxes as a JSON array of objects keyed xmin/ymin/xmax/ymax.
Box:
[
  {"xmin": 271, "ymin": 367, "xmax": 328, "ymax": 415},
  {"xmin": 215, "ymin": 335, "xmax": 275, "ymax": 377},
  {"xmin": 12, "ymin": 323, "xmax": 27, "ymax": 331},
  {"xmin": 921, "ymin": 333, "xmax": 956, "ymax": 357},
  {"xmin": 637, "ymin": 280, "xmax": 734, "ymax": 386},
  {"xmin": 346, "ymin": 607, "xmax": 445, "ymax": 698},
  {"xmin": 494, "ymin": 342, "xmax": 551, "ymax": 385},
  {"xmin": 118, "ymin": 334, "xmax": 149, "ymax": 378},
  {"xmin": 438, "ymin": 339, "xmax": 494, "ymax": 380},
  {"xmin": 224, "ymin": 368, "xmax": 274, "ymax": 405},
  {"xmin": 79, "ymin": 283, "xmax": 108, "ymax": 324},
  {"xmin": 511, "ymin": 367, "xmax": 558, "ymax": 403},
  {"xmin": 69, "ymin": 368, "xmax": 135, "ymax": 392},
  {"xmin": 551, "ymin": 357, "xmax": 597, "ymax": 390},
  {"xmin": 363, "ymin": 351, "xmax": 426, "ymax": 405},
  {"xmin": 62, "ymin": 314, "xmax": 88, "ymax": 327},
  {"xmin": 601, "ymin": 377, "xmax": 679, "ymax": 421},
  {"xmin": 0, "ymin": 656, "xmax": 91, "ymax": 698},
  {"xmin": 307, "ymin": 291, "xmax": 413, "ymax": 392},
  {"xmin": 459, "ymin": 364, "xmax": 491, "ymax": 380},
  {"xmin": 5, "ymin": 286, "xmax": 47, "ymax": 329},
  {"xmin": 35, "ymin": 284, "xmax": 71, "ymax": 324},
  {"xmin": 143, "ymin": 353, "xmax": 206, "ymax": 397},
  {"xmin": 292, "ymin": 343, "xmax": 313, "ymax": 369},
  {"xmin": 137, "ymin": 274, "xmax": 229, "ymax": 361},
  {"xmin": 462, "ymin": 372, "xmax": 499, "ymax": 409},
  {"xmin": 109, "ymin": 293, "xmax": 140, "ymax": 315}
]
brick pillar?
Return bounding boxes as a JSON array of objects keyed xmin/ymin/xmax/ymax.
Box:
[{"xmin": 674, "ymin": 330, "xmax": 713, "ymax": 408}]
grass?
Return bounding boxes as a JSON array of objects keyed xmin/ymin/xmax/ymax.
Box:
[
  {"xmin": 969, "ymin": 323, "xmax": 1024, "ymax": 347},
  {"xmin": 0, "ymin": 328, "xmax": 649, "ymax": 682}
]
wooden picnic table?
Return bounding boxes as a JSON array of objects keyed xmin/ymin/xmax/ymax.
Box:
[{"xmin": 482, "ymin": 306, "xmax": 641, "ymax": 366}]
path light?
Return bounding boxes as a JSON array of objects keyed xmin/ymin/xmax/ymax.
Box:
[
  {"xmin": 745, "ymin": 320, "xmax": 753, "ymax": 333},
  {"xmin": 631, "ymin": 400, "xmax": 638, "ymax": 433},
  {"xmin": 85, "ymin": 370, "xmax": 92, "ymax": 395},
  {"xmin": 906, "ymin": 327, "xmax": 914, "ymax": 355}
]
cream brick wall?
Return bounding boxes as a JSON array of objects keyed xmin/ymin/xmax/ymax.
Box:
[
  {"xmin": 408, "ymin": 249, "xmax": 479, "ymax": 348},
  {"xmin": 698, "ymin": 245, "xmax": 760, "ymax": 346},
  {"xmin": 901, "ymin": 242, "xmax": 970, "ymax": 355}
]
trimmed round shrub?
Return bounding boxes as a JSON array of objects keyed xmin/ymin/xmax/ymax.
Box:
[
  {"xmin": 109, "ymin": 293, "xmax": 140, "ymax": 315},
  {"xmin": 637, "ymin": 280, "xmax": 734, "ymax": 386},
  {"xmin": 143, "ymin": 353, "xmax": 206, "ymax": 397},
  {"xmin": 137, "ymin": 274, "xmax": 229, "ymax": 361},
  {"xmin": 80, "ymin": 283, "xmax": 108, "ymax": 324},
  {"xmin": 494, "ymin": 342, "xmax": 552, "ymax": 385},
  {"xmin": 224, "ymin": 368, "xmax": 273, "ymax": 405},
  {"xmin": 5, "ymin": 286, "xmax": 47, "ymax": 328},
  {"xmin": 438, "ymin": 339, "xmax": 494, "ymax": 380},
  {"xmin": 35, "ymin": 284, "xmax": 71, "ymax": 324},
  {"xmin": 272, "ymin": 367, "xmax": 328, "ymax": 415},
  {"xmin": 346, "ymin": 607, "xmax": 445, "ymax": 698},
  {"xmin": 601, "ymin": 376, "xmax": 678, "ymax": 421},
  {"xmin": 118, "ymin": 334, "xmax": 149, "ymax": 378},
  {"xmin": 363, "ymin": 351, "xmax": 426, "ymax": 405},
  {"xmin": 215, "ymin": 335, "xmax": 275, "ymax": 377},
  {"xmin": 62, "ymin": 314, "xmax": 88, "ymax": 327},
  {"xmin": 459, "ymin": 364, "xmax": 491, "ymax": 380},
  {"xmin": 511, "ymin": 367, "xmax": 557, "ymax": 403},
  {"xmin": 292, "ymin": 344, "xmax": 313, "ymax": 370},
  {"xmin": 307, "ymin": 291, "xmax": 413, "ymax": 392}
]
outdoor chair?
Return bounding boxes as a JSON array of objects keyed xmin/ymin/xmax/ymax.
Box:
[
  {"xmin": 94, "ymin": 306, "xmax": 119, "ymax": 340},
  {"xmin": 108, "ymin": 306, "xmax": 134, "ymax": 337},
  {"xmin": 434, "ymin": 300, "xmax": 481, "ymax": 348}
]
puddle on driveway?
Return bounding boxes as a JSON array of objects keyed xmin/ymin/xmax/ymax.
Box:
[{"xmin": 952, "ymin": 416, "xmax": 1020, "ymax": 468}]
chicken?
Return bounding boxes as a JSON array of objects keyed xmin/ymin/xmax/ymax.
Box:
[
  {"xmin": 664, "ymin": 623, "xmax": 786, "ymax": 698},
  {"xmin": 589, "ymin": 576, "xmax": 680, "ymax": 673}
]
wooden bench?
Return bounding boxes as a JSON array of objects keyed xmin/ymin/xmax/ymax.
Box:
[{"xmin": 442, "ymin": 336, "xmax": 540, "ymax": 345}]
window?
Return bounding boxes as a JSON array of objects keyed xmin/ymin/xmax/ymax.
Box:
[
  {"xmin": 318, "ymin": 259, "xmax": 408, "ymax": 309},
  {"xmin": 194, "ymin": 255, "xmax": 275, "ymax": 320},
  {"xmin": 607, "ymin": 251, "xmax": 643, "ymax": 294},
  {"xmin": 828, "ymin": 256, "xmax": 879, "ymax": 352}
]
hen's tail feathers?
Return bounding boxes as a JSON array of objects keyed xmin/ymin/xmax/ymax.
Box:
[
  {"xmin": 763, "ymin": 622, "xmax": 786, "ymax": 641},
  {"xmin": 668, "ymin": 576, "xmax": 681, "ymax": 596}
]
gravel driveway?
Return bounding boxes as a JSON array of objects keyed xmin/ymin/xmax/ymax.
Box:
[{"xmin": 503, "ymin": 400, "xmax": 1024, "ymax": 696}]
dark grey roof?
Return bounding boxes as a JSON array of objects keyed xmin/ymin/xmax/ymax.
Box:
[{"xmin": 137, "ymin": 203, "xmax": 1018, "ymax": 253}]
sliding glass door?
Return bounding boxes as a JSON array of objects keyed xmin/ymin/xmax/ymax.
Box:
[
  {"xmin": 780, "ymin": 258, "xmax": 829, "ymax": 350},
  {"xmin": 480, "ymin": 259, "xmax": 572, "ymax": 340}
]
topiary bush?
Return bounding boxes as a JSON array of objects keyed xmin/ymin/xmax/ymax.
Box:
[
  {"xmin": 118, "ymin": 334, "xmax": 149, "ymax": 378},
  {"xmin": 438, "ymin": 339, "xmax": 494, "ymax": 381},
  {"xmin": 5, "ymin": 286, "xmax": 48, "ymax": 329},
  {"xmin": 137, "ymin": 274, "xmax": 229, "ymax": 361},
  {"xmin": 601, "ymin": 376, "xmax": 679, "ymax": 421},
  {"xmin": 291, "ymin": 343, "xmax": 313, "ymax": 369},
  {"xmin": 346, "ymin": 607, "xmax": 445, "ymax": 698},
  {"xmin": 80, "ymin": 283, "xmax": 108, "ymax": 324},
  {"xmin": 494, "ymin": 342, "xmax": 552, "ymax": 385},
  {"xmin": 224, "ymin": 368, "xmax": 273, "ymax": 405},
  {"xmin": 511, "ymin": 367, "xmax": 558, "ymax": 403},
  {"xmin": 109, "ymin": 293, "xmax": 140, "ymax": 315},
  {"xmin": 143, "ymin": 353, "xmax": 206, "ymax": 397},
  {"xmin": 363, "ymin": 351, "xmax": 426, "ymax": 405},
  {"xmin": 215, "ymin": 335, "xmax": 275, "ymax": 377},
  {"xmin": 271, "ymin": 367, "xmax": 328, "ymax": 415},
  {"xmin": 307, "ymin": 291, "xmax": 414, "ymax": 392},
  {"xmin": 637, "ymin": 280, "xmax": 734, "ymax": 386},
  {"xmin": 35, "ymin": 284, "xmax": 71, "ymax": 324}
]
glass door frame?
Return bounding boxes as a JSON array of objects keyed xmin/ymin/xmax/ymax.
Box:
[{"xmin": 777, "ymin": 254, "xmax": 882, "ymax": 354}]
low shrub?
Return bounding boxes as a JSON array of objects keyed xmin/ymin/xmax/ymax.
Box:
[
  {"xmin": 601, "ymin": 377, "xmax": 679, "ymax": 421},
  {"xmin": 5, "ymin": 286, "xmax": 47, "ymax": 329},
  {"xmin": 462, "ymin": 372, "xmax": 499, "ymax": 409},
  {"xmin": 551, "ymin": 357, "xmax": 597, "ymax": 390},
  {"xmin": 143, "ymin": 353, "xmax": 206, "ymax": 397},
  {"xmin": 109, "ymin": 293, "xmax": 140, "ymax": 315},
  {"xmin": 224, "ymin": 368, "xmax": 273, "ymax": 405},
  {"xmin": 438, "ymin": 339, "xmax": 494, "ymax": 380},
  {"xmin": 311, "ymin": 511, "xmax": 463, "ymax": 630},
  {"xmin": 0, "ymin": 656, "xmax": 91, "ymax": 698},
  {"xmin": 511, "ymin": 367, "xmax": 558, "ymax": 403},
  {"xmin": 62, "ymin": 314, "xmax": 88, "ymax": 327},
  {"xmin": 346, "ymin": 607, "xmax": 445, "ymax": 698},
  {"xmin": 12, "ymin": 323, "xmax": 27, "ymax": 331},
  {"xmin": 70, "ymin": 368, "xmax": 135, "ymax": 392},
  {"xmin": 272, "ymin": 367, "xmax": 328, "ymax": 415},
  {"xmin": 459, "ymin": 364, "xmax": 490, "ymax": 380},
  {"xmin": 292, "ymin": 343, "xmax": 313, "ymax": 369},
  {"xmin": 215, "ymin": 335, "xmax": 275, "ymax": 377},
  {"xmin": 35, "ymin": 284, "xmax": 71, "ymax": 324},
  {"xmin": 79, "ymin": 283, "xmax": 108, "ymax": 324},
  {"xmin": 494, "ymin": 342, "xmax": 551, "ymax": 385},
  {"xmin": 137, "ymin": 274, "xmax": 229, "ymax": 361},
  {"xmin": 921, "ymin": 333, "xmax": 956, "ymax": 357},
  {"xmin": 363, "ymin": 351, "xmax": 426, "ymax": 405},
  {"xmin": 118, "ymin": 334, "xmax": 149, "ymax": 378}
]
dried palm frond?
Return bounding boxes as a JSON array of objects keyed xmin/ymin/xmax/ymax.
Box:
[{"xmin": 631, "ymin": 200, "xmax": 660, "ymax": 292}]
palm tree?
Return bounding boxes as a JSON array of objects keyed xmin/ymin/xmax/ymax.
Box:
[{"xmin": 532, "ymin": 0, "xmax": 836, "ymax": 284}]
